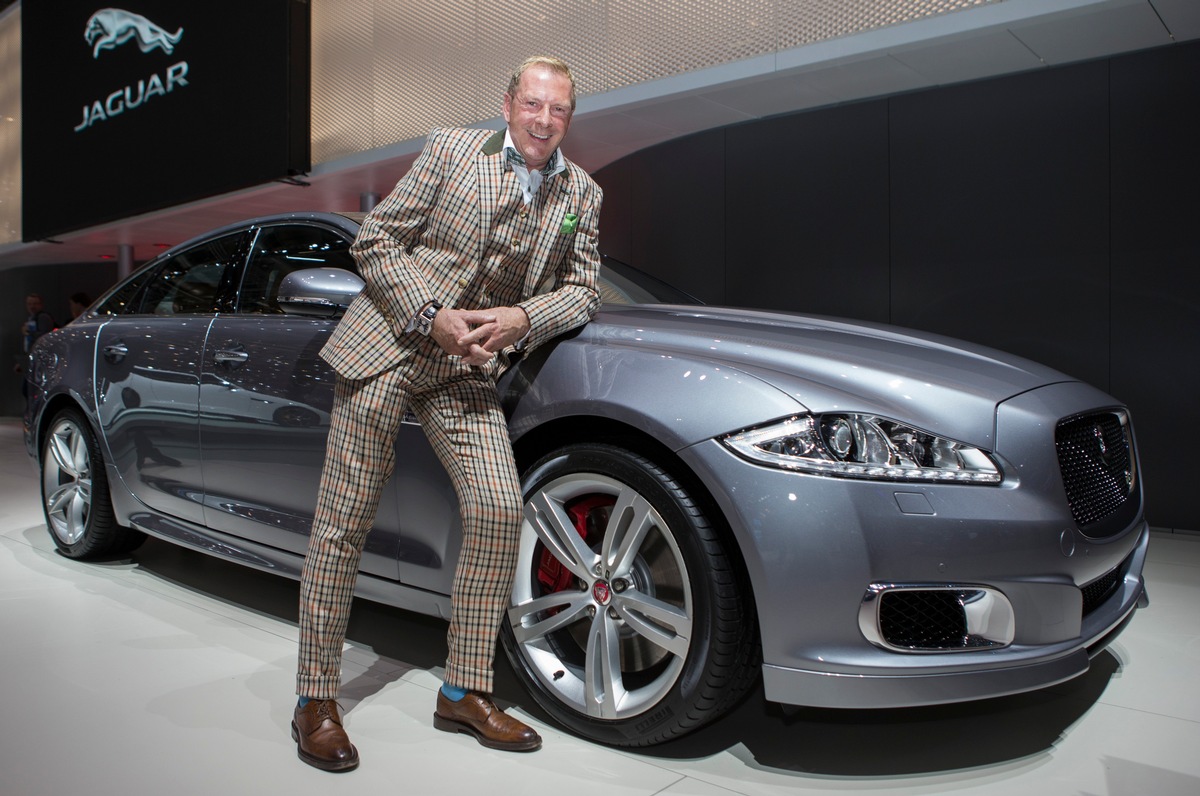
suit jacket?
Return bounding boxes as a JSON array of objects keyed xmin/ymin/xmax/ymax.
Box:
[{"xmin": 322, "ymin": 127, "xmax": 603, "ymax": 381}]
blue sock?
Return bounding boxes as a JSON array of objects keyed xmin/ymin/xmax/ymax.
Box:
[
  {"xmin": 297, "ymin": 696, "xmax": 311, "ymax": 708},
  {"xmin": 440, "ymin": 682, "xmax": 467, "ymax": 702}
]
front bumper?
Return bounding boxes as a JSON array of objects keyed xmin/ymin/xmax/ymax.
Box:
[
  {"xmin": 678, "ymin": 386, "xmax": 1148, "ymax": 709},
  {"xmin": 761, "ymin": 521, "xmax": 1147, "ymax": 708}
]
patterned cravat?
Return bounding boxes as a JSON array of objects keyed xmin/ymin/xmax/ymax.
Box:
[
  {"xmin": 505, "ymin": 146, "xmax": 559, "ymax": 176},
  {"xmin": 505, "ymin": 146, "xmax": 543, "ymax": 205}
]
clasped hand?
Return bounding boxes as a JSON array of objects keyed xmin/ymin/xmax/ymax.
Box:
[{"xmin": 431, "ymin": 306, "xmax": 531, "ymax": 366}]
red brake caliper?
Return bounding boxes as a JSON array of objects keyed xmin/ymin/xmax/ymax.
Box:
[{"xmin": 536, "ymin": 495, "xmax": 613, "ymax": 598}]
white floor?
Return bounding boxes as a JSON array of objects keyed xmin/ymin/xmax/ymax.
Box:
[{"xmin": 2, "ymin": 416, "xmax": 1199, "ymax": 796}]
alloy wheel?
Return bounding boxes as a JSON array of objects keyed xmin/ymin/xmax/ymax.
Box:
[
  {"xmin": 43, "ymin": 416, "xmax": 94, "ymax": 546},
  {"xmin": 509, "ymin": 471, "xmax": 693, "ymax": 720}
]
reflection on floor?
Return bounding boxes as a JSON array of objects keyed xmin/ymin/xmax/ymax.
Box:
[{"xmin": 2, "ymin": 417, "xmax": 1198, "ymax": 796}]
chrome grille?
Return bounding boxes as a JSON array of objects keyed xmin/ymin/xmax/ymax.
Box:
[{"xmin": 1055, "ymin": 411, "xmax": 1135, "ymax": 529}]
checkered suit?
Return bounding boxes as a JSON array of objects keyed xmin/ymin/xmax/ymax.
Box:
[{"xmin": 296, "ymin": 127, "xmax": 602, "ymax": 699}]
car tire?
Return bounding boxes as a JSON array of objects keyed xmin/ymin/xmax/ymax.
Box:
[
  {"xmin": 41, "ymin": 409, "xmax": 145, "ymax": 559},
  {"xmin": 502, "ymin": 442, "xmax": 759, "ymax": 746}
]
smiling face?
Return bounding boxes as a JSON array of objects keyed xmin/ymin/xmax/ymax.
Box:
[{"xmin": 502, "ymin": 65, "xmax": 574, "ymax": 172}]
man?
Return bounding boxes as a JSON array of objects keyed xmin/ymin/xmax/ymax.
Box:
[
  {"xmin": 20, "ymin": 294, "xmax": 55, "ymax": 353},
  {"xmin": 68, "ymin": 292, "xmax": 92, "ymax": 320},
  {"xmin": 293, "ymin": 56, "xmax": 602, "ymax": 771},
  {"xmin": 16, "ymin": 294, "xmax": 56, "ymax": 401}
]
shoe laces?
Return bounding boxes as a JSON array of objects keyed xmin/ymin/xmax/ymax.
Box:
[{"xmin": 313, "ymin": 699, "xmax": 344, "ymax": 725}]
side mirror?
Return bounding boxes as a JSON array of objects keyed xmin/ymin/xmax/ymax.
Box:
[{"xmin": 277, "ymin": 267, "xmax": 364, "ymax": 317}]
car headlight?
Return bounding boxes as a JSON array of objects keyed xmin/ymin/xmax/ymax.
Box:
[{"xmin": 722, "ymin": 414, "xmax": 1002, "ymax": 484}]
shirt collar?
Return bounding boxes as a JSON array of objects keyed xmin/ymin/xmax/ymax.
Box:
[{"xmin": 503, "ymin": 129, "xmax": 565, "ymax": 177}]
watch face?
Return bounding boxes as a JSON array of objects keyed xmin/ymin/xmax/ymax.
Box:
[{"xmin": 417, "ymin": 305, "xmax": 438, "ymax": 335}]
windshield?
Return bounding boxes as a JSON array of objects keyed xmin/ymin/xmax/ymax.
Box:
[{"xmin": 598, "ymin": 256, "xmax": 700, "ymax": 306}]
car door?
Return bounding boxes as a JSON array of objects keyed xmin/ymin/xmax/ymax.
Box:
[
  {"xmin": 197, "ymin": 221, "xmax": 401, "ymax": 577},
  {"xmin": 94, "ymin": 231, "xmax": 247, "ymax": 525}
]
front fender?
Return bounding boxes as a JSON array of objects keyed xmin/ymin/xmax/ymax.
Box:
[
  {"xmin": 502, "ymin": 334, "xmax": 804, "ymax": 452},
  {"xmin": 25, "ymin": 323, "xmax": 104, "ymax": 458}
]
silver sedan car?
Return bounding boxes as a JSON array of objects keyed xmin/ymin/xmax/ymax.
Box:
[{"xmin": 23, "ymin": 211, "xmax": 1149, "ymax": 747}]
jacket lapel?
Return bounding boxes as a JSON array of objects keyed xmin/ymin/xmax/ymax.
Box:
[{"xmin": 476, "ymin": 131, "xmax": 506, "ymax": 261}]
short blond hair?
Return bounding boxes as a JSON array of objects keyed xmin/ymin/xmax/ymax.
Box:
[{"xmin": 507, "ymin": 56, "xmax": 577, "ymax": 111}]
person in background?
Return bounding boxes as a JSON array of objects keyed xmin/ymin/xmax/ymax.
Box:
[
  {"xmin": 21, "ymin": 293, "xmax": 55, "ymax": 351},
  {"xmin": 16, "ymin": 293, "xmax": 57, "ymax": 401},
  {"xmin": 68, "ymin": 292, "xmax": 92, "ymax": 320}
]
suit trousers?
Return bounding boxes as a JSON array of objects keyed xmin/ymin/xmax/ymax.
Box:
[{"xmin": 296, "ymin": 346, "xmax": 523, "ymax": 699}]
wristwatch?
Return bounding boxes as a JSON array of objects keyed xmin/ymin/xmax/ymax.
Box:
[{"xmin": 414, "ymin": 300, "xmax": 442, "ymax": 336}]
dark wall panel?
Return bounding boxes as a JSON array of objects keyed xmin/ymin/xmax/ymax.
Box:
[
  {"xmin": 600, "ymin": 130, "xmax": 727, "ymax": 303},
  {"xmin": 591, "ymin": 157, "xmax": 633, "ymax": 264},
  {"xmin": 890, "ymin": 62, "xmax": 1111, "ymax": 389},
  {"xmin": 725, "ymin": 100, "xmax": 891, "ymax": 321},
  {"xmin": 1110, "ymin": 44, "xmax": 1200, "ymax": 531}
]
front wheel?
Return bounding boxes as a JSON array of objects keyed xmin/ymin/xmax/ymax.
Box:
[
  {"xmin": 501, "ymin": 443, "xmax": 758, "ymax": 746},
  {"xmin": 41, "ymin": 409, "xmax": 145, "ymax": 559}
]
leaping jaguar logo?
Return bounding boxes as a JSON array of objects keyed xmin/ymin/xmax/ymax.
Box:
[{"xmin": 84, "ymin": 8, "xmax": 183, "ymax": 59}]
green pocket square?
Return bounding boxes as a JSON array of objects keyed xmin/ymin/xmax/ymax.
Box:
[{"xmin": 559, "ymin": 213, "xmax": 579, "ymax": 234}]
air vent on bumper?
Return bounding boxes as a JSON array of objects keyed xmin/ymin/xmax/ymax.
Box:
[{"xmin": 859, "ymin": 585, "xmax": 1015, "ymax": 652}]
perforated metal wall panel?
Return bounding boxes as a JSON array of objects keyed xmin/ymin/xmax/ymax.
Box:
[
  {"xmin": 310, "ymin": 3, "xmax": 375, "ymax": 166},
  {"xmin": 0, "ymin": 7, "xmax": 20, "ymax": 245},
  {"xmin": 778, "ymin": 0, "xmax": 993, "ymax": 48},
  {"xmin": 311, "ymin": 0, "xmax": 1002, "ymax": 166}
]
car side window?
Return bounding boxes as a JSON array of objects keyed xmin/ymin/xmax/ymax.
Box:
[
  {"xmin": 129, "ymin": 232, "xmax": 246, "ymax": 316},
  {"xmin": 236, "ymin": 224, "xmax": 357, "ymax": 314},
  {"xmin": 94, "ymin": 265, "xmax": 159, "ymax": 316}
]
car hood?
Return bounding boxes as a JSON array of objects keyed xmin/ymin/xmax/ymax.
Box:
[{"xmin": 581, "ymin": 304, "xmax": 1077, "ymax": 448}]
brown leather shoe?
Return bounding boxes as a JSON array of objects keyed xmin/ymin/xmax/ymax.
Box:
[
  {"xmin": 291, "ymin": 699, "xmax": 359, "ymax": 772},
  {"xmin": 433, "ymin": 691, "xmax": 542, "ymax": 752}
]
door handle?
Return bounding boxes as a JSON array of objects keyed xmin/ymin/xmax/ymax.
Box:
[
  {"xmin": 214, "ymin": 348, "xmax": 249, "ymax": 366},
  {"xmin": 102, "ymin": 342, "xmax": 128, "ymax": 361}
]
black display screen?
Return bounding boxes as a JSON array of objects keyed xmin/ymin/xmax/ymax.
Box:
[{"xmin": 21, "ymin": 0, "xmax": 310, "ymax": 241}]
